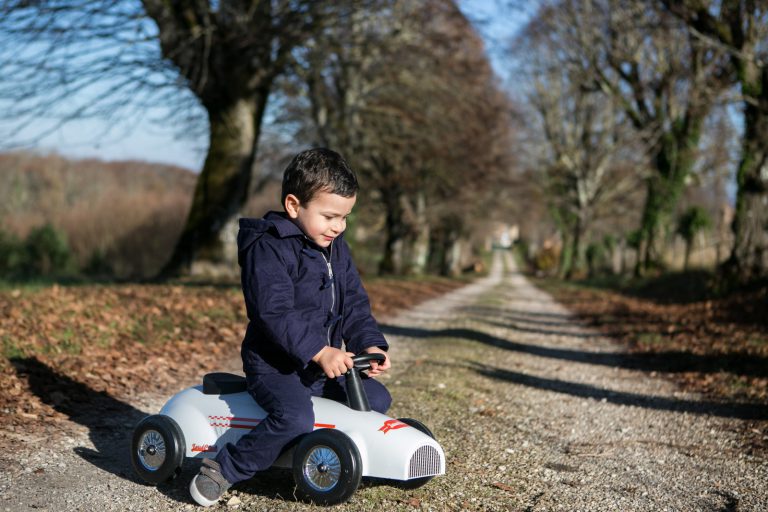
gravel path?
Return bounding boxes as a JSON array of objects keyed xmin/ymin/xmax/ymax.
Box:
[{"xmin": 1, "ymin": 251, "xmax": 765, "ymax": 511}]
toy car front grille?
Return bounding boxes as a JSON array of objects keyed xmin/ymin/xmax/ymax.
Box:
[{"xmin": 408, "ymin": 445, "xmax": 442, "ymax": 478}]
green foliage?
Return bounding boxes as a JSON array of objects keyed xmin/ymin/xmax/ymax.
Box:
[
  {"xmin": 21, "ymin": 223, "xmax": 71, "ymax": 278},
  {"xmin": 626, "ymin": 229, "xmax": 643, "ymax": 250},
  {"xmin": 586, "ymin": 243, "xmax": 604, "ymax": 263},
  {"xmin": 1, "ymin": 223, "xmax": 72, "ymax": 279},
  {"xmin": 602, "ymin": 234, "xmax": 616, "ymax": 252},
  {"xmin": 84, "ymin": 248, "xmax": 114, "ymax": 279},
  {"xmin": 677, "ymin": 205, "xmax": 712, "ymax": 270},
  {"xmin": 579, "ymin": 236, "xmax": 620, "ymax": 278},
  {"xmin": 677, "ymin": 205, "xmax": 712, "ymax": 244},
  {"xmin": 558, "ymin": 242, "xmax": 573, "ymax": 278},
  {"xmin": 0, "ymin": 229, "xmax": 23, "ymax": 277},
  {"xmin": 586, "ymin": 242, "xmax": 605, "ymax": 277},
  {"xmin": 514, "ymin": 239, "xmax": 530, "ymax": 268}
]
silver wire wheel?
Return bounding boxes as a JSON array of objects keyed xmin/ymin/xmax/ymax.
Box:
[
  {"xmin": 137, "ymin": 429, "xmax": 167, "ymax": 471},
  {"xmin": 292, "ymin": 429, "xmax": 361, "ymax": 504},
  {"xmin": 302, "ymin": 445, "xmax": 342, "ymax": 491},
  {"xmin": 130, "ymin": 415, "xmax": 185, "ymax": 485}
]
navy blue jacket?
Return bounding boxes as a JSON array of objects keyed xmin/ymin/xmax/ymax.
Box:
[{"xmin": 238, "ymin": 211, "xmax": 387, "ymax": 378}]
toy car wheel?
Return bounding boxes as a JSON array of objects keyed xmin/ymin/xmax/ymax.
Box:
[
  {"xmin": 292, "ymin": 429, "xmax": 362, "ymax": 505},
  {"xmin": 395, "ymin": 418, "xmax": 436, "ymax": 489},
  {"xmin": 131, "ymin": 414, "xmax": 185, "ymax": 485}
]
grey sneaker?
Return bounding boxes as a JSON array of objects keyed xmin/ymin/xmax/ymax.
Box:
[{"xmin": 190, "ymin": 458, "xmax": 231, "ymax": 507}]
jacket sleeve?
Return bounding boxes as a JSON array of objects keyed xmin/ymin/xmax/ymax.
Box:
[
  {"xmin": 340, "ymin": 242, "xmax": 388, "ymax": 354},
  {"xmin": 242, "ymin": 238, "xmax": 328, "ymax": 367}
]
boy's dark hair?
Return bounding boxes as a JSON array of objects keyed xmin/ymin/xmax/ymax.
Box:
[{"xmin": 281, "ymin": 148, "xmax": 359, "ymax": 205}]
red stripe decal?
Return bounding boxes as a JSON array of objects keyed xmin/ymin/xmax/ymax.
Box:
[{"xmin": 314, "ymin": 423, "xmax": 336, "ymax": 429}]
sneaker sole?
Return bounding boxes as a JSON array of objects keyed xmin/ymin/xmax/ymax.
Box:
[{"xmin": 189, "ymin": 474, "xmax": 220, "ymax": 507}]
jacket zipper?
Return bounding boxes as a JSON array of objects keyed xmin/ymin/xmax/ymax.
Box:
[{"xmin": 320, "ymin": 241, "xmax": 335, "ymax": 346}]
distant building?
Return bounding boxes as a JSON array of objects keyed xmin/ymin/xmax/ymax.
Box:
[{"xmin": 492, "ymin": 223, "xmax": 519, "ymax": 249}]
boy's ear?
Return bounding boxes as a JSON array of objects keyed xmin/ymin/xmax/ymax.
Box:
[{"xmin": 284, "ymin": 194, "xmax": 301, "ymax": 219}]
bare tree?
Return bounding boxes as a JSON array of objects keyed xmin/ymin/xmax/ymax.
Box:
[
  {"xmin": 0, "ymin": 1, "xmax": 353, "ymax": 278},
  {"xmin": 661, "ymin": 0, "xmax": 768, "ymax": 281},
  {"xmin": 289, "ymin": 0, "xmax": 515, "ymax": 275},
  {"xmin": 552, "ymin": 0, "xmax": 730, "ymax": 273},
  {"xmin": 514, "ymin": 2, "xmax": 649, "ymax": 277}
]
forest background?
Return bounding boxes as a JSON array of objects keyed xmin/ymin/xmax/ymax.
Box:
[
  {"xmin": 0, "ymin": 1, "xmax": 766, "ymax": 410},
  {"xmin": 1, "ymin": 0, "xmax": 766, "ymax": 284}
]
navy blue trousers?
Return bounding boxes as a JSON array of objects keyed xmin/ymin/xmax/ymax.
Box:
[{"xmin": 215, "ymin": 372, "xmax": 392, "ymax": 484}]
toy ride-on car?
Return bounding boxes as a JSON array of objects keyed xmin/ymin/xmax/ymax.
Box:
[{"xmin": 130, "ymin": 353, "xmax": 446, "ymax": 505}]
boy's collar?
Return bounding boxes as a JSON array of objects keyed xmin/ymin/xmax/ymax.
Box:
[
  {"xmin": 264, "ymin": 211, "xmax": 304, "ymax": 238},
  {"xmin": 263, "ymin": 211, "xmax": 344, "ymax": 251}
]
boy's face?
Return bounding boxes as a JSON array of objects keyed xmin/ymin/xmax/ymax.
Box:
[{"xmin": 285, "ymin": 190, "xmax": 356, "ymax": 248}]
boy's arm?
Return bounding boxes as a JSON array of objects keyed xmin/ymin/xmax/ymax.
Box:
[
  {"xmin": 340, "ymin": 241, "xmax": 388, "ymax": 355},
  {"xmin": 242, "ymin": 239, "xmax": 328, "ymax": 368}
]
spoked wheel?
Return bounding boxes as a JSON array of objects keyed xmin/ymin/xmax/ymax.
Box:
[
  {"xmin": 394, "ymin": 418, "xmax": 436, "ymax": 489},
  {"xmin": 292, "ymin": 429, "xmax": 362, "ymax": 504},
  {"xmin": 131, "ymin": 415, "xmax": 185, "ymax": 484}
]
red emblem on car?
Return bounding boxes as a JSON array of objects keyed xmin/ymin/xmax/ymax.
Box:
[
  {"xmin": 378, "ymin": 419, "xmax": 409, "ymax": 434},
  {"xmin": 191, "ymin": 443, "xmax": 217, "ymax": 453}
]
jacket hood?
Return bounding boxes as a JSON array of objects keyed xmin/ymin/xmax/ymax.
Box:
[{"xmin": 238, "ymin": 211, "xmax": 304, "ymax": 254}]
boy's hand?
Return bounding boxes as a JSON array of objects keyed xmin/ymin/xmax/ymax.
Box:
[
  {"xmin": 363, "ymin": 346, "xmax": 390, "ymax": 377},
  {"xmin": 312, "ymin": 346, "xmax": 354, "ymax": 379}
]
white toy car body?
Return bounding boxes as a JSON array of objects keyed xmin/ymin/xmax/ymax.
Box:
[{"xmin": 131, "ymin": 354, "xmax": 445, "ymax": 505}]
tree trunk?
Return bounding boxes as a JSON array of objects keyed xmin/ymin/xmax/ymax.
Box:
[
  {"xmin": 565, "ymin": 215, "xmax": 584, "ymax": 280},
  {"xmin": 407, "ymin": 192, "xmax": 430, "ymax": 275},
  {"xmin": 558, "ymin": 230, "xmax": 574, "ymax": 279},
  {"xmin": 619, "ymin": 240, "xmax": 627, "ymax": 275},
  {"xmin": 447, "ymin": 236, "xmax": 463, "ymax": 276},
  {"xmin": 683, "ymin": 241, "xmax": 691, "ymax": 271},
  {"xmin": 158, "ymin": 92, "xmax": 269, "ymax": 278},
  {"xmin": 378, "ymin": 182, "xmax": 407, "ymax": 275},
  {"xmin": 639, "ymin": 122, "xmax": 702, "ymax": 273},
  {"xmin": 725, "ymin": 82, "xmax": 768, "ymax": 281},
  {"xmin": 437, "ymin": 229, "xmax": 460, "ymax": 277}
]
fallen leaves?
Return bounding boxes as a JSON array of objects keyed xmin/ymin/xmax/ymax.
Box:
[
  {"xmin": 544, "ymin": 280, "xmax": 768, "ymax": 403},
  {"xmin": 0, "ymin": 277, "xmax": 465, "ymax": 450}
]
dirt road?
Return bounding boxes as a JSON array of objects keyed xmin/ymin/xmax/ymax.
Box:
[{"xmin": 1, "ymin": 251, "xmax": 765, "ymax": 511}]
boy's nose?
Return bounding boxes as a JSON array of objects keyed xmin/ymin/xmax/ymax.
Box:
[{"xmin": 331, "ymin": 220, "xmax": 344, "ymax": 233}]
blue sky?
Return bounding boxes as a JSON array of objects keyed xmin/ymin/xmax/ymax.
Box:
[{"xmin": 2, "ymin": 1, "xmax": 534, "ymax": 172}]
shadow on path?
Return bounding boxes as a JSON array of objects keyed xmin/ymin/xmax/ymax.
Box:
[
  {"xmin": 380, "ymin": 324, "xmax": 768, "ymax": 378},
  {"xmin": 470, "ymin": 362, "xmax": 768, "ymax": 420},
  {"xmin": 11, "ymin": 357, "xmax": 192, "ymax": 503}
]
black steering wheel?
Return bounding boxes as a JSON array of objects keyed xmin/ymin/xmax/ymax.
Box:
[
  {"xmin": 344, "ymin": 353, "xmax": 387, "ymax": 412},
  {"xmin": 351, "ymin": 353, "xmax": 386, "ymax": 371}
]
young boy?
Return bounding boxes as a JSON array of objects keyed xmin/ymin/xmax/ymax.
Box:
[{"xmin": 190, "ymin": 148, "xmax": 391, "ymax": 506}]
